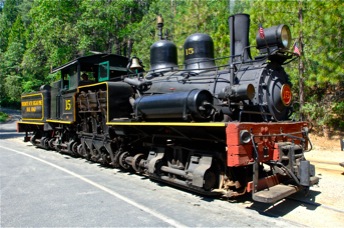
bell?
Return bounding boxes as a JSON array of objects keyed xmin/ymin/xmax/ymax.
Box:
[{"xmin": 130, "ymin": 57, "xmax": 143, "ymax": 70}]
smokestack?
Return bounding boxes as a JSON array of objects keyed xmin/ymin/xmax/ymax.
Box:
[{"xmin": 229, "ymin": 14, "xmax": 252, "ymax": 64}]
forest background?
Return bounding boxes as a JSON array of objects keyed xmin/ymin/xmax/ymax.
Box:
[{"xmin": 0, "ymin": 0, "xmax": 343, "ymax": 134}]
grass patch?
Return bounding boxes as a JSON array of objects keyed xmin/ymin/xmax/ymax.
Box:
[{"xmin": 0, "ymin": 112, "xmax": 9, "ymax": 122}]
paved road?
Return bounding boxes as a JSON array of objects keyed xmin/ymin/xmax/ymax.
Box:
[
  {"xmin": 2, "ymin": 108, "xmax": 344, "ymax": 227},
  {"xmin": 0, "ymin": 113, "xmax": 300, "ymax": 227},
  {"xmin": 0, "ymin": 108, "xmax": 22, "ymax": 136},
  {"xmin": 1, "ymin": 140, "xmax": 186, "ymax": 227}
]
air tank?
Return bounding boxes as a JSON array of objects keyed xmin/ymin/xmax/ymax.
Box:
[{"xmin": 134, "ymin": 89, "xmax": 214, "ymax": 121}]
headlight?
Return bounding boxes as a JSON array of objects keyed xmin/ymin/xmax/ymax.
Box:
[
  {"xmin": 256, "ymin": 24, "xmax": 292, "ymax": 51},
  {"xmin": 280, "ymin": 25, "xmax": 291, "ymax": 48}
]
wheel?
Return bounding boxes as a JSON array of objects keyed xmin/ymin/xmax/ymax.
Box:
[
  {"xmin": 119, "ymin": 151, "xmax": 131, "ymax": 170},
  {"xmin": 30, "ymin": 134, "xmax": 37, "ymax": 145},
  {"xmin": 77, "ymin": 144, "xmax": 86, "ymax": 157},
  {"xmin": 131, "ymin": 153, "xmax": 145, "ymax": 173},
  {"xmin": 67, "ymin": 140, "xmax": 79, "ymax": 157},
  {"xmin": 203, "ymin": 169, "xmax": 217, "ymax": 191},
  {"xmin": 40, "ymin": 137, "xmax": 49, "ymax": 149}
]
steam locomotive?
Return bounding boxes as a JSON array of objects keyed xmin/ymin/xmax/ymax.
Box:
[{"xmin": 17, "ymin": 14, "xmax": 319, "ymax": 203}]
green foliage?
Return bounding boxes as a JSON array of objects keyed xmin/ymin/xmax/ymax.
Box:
[
  {"xmin": 4, "ymin": 75, "xmax": 22, "ymax": 103},
  {"xmin": 0, "ymin": 0, "xmax": 22, "ymax": 51},
  {"xmin": 301, "ymin": 96, "xmax": 344, "ymax": 132},
  {"xmin": 332, "ymin": 101, "xmax": 344, "ymax": 130},
  {"xmin": 22, "ymin": 79, "xmax": 43, "ymax": 93},
  {"xmin": 303, "ymin": 1, "xmax": 344, "ymax": 87},
  {"xmin": 77, "ymin": 0, "xmax": 149, "ymax": 55},
  {"xmin": 27, "ymin": 0, "xmax": 80, "ymax": 66},
  {"xmin": 0, "ymin": 112, "xmax": 9, "ymax": 122},
  {"xmin": 301, "ymin": 102, "xmax": 329, "ymax": 128}
]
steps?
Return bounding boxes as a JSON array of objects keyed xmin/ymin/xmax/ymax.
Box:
[{"xmin": 253, "ymin": 184, "xmax": 299, "ymax": 203}]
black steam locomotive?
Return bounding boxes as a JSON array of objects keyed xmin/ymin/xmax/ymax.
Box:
[{"xmin": 17, "ymin": 14, "xmax": 318, "ymax": 203}]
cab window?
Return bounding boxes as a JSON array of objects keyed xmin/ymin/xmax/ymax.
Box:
[{"xmin": 62, "ymin": 66, "xmax": 78, "ymax": 90}]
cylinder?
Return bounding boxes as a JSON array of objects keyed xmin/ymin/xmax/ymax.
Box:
[{"xmin": 230, "ymin": 83, "xmax": 255, "ymax": 101}]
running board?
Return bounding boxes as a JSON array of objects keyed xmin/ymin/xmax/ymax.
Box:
[{"xmin": 252, "ymin": 184, "xmax": 299, "ymax": 203}]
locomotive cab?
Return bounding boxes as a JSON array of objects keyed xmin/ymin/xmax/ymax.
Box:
[
  {"xmin": 51, "ymin": 54, "xmax": 129, "ymax": 88},
  {"xmin": 47, "ymin": 54, "xmax": 129, "ymax": 122}
]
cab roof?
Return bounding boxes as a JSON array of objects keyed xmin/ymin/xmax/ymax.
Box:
[{"xmin": 51, "ymin": 54, "xmax": 129, "ymax": 73}]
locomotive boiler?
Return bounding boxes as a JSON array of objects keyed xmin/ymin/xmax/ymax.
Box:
[{"xmin": 17, "ymin": 13, "xmax": 319, "ymax": 203}]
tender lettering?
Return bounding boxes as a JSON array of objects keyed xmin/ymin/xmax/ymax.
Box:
[
  {"xmin": 22, "ymin": 98, "xmax": 42, "ymax": 113},
  {"xmin": 22, "ymin": 100, "xmax": 42, "ymax": 107}
]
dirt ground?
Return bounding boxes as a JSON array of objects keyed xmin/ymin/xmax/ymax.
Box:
[
  {"xmin": 304, "ymin": 133, "xmax": 344, "ymax": 209},
  {"xmin": 306, "ymin": 133, "xmax": 344, "ymax": 170},
  {"xmin": 309, "ymin": 133, "xmax": 343, "ymax": 151}
]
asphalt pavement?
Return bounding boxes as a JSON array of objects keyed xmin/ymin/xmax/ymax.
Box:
[
  {"xmin": 0, "ymin": 110, "xmax": 301, "ymax": 227},
  {"xmin": 1, "ymin": 108, "xmax": 344, "ymax": 227}
]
